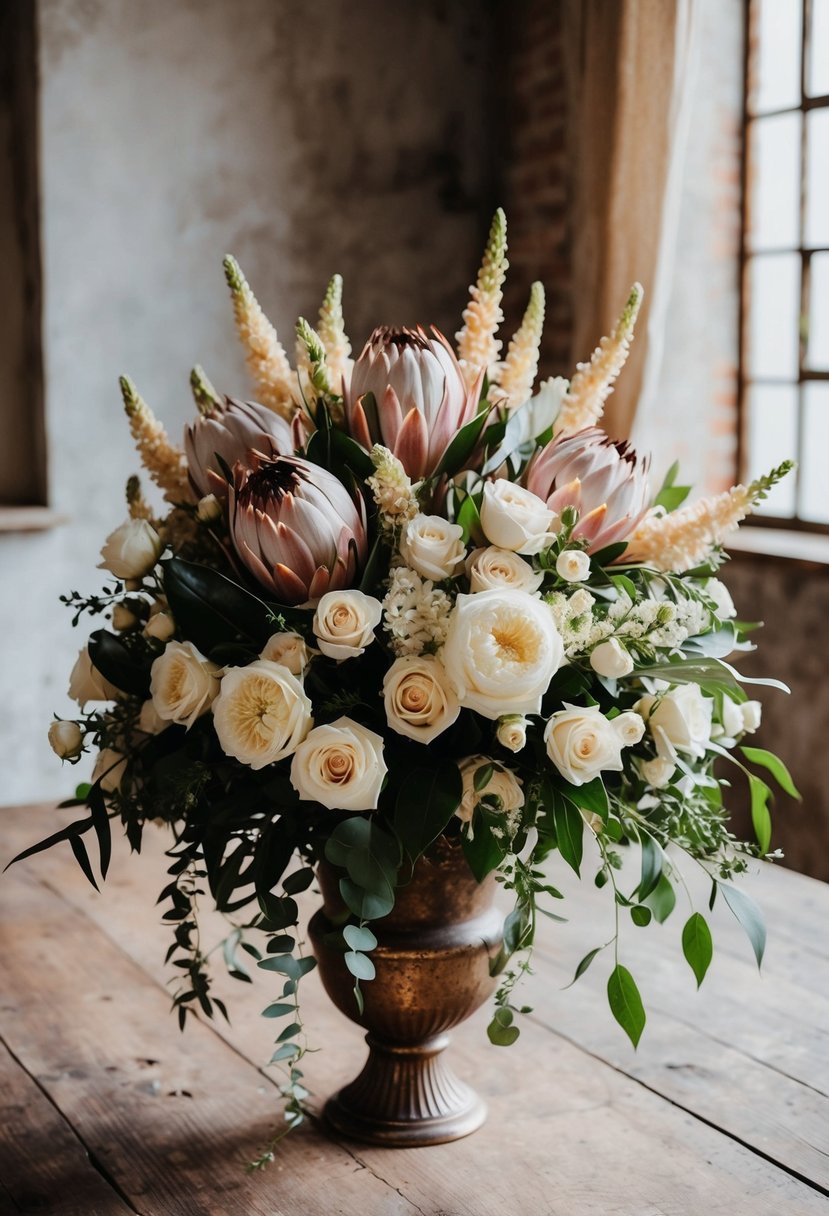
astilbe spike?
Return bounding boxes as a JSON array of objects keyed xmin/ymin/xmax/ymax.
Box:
[
  {"xmin": 624, "ymin": 460, "xmax": 795, "ymax": 572},
  {"xmin": 125, "ymin": 474, "xmax": 155, "ymax": 522},
  {"xmin": 316, "ymin": 274, "xmax": 352, "ymax": 393},
  {"xmin": 456, "ymin": 208, "xmax": 508, "ymax": 387},
  {"xmin": 296, "ymin": 316, "xmax": 333, "ymax": 399},
  {"xmin": 554, "ymin": 283, "xmax": 643, "ymax": 437},
  {"xmin": 493, "ymin": 281, "xmax": 545, "ymax": 409},
  {"xmin": 222, "ymin": 255, "xmax": 295, "ymax": 419},
  {"xmin": 120, "ymin": 376, "xmax": 191, "ymax": 504},
  {"xmin": 190, "ymin": 365, "xmax": 222, "ymax": 416}
]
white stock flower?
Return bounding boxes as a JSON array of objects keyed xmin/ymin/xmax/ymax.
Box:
[
  {"xmin": 150, "ymin": 640, "xmax": 221, "ymax": 729},
  {"xmin": 741, "ymin": 700, "xmax": 762, "ymax": 733},
  {"xmin": 556, "ymin": 549, "xmax": 591, "ymax": 583},
  {"xmin": 638, "ymin": 756, "xmax": 676, "ymax": 789},
  {"xmin": 213, "ymin": 659, "xmax": 312, "ymax": 769},
  {"xmin": 496, "ymin": 714, "xmax": 528, "ymax": 753},
  {"xmin": 443, "ymin": 589, "xmax": 563, "ymax": 719},
  {"xmin": 704, "ymin": 578, "xmax": 736, "ymax": 620},
  {"xmin": 635, "ymin": 684, "xmax": 713, "ymax": 761},
  {"xmin": 589, "ymin": 637, "xmax": 634, "ymax": 678},
  {"xmin": 457, "ymin": 755, "xmax": 524, "ymax": 824},
  {"xmin": 383, "ymin": 654, "xmax": 460, "ymax": 744},
  {"xmin": 466, "ymin": 546, "xmax": 544, "ymax": 594},
  {"xmin": 399, "ymin": 514, "xmax": 465, "ymax": 581},
  {"xmin": 480, "ymin": 480, "xmax": 557, "ymax": 555},
  {"xmin": 382, "ymin": 567, "xmax": 452, "ymax": 657},
  {"xmin": 145, "ymin": 611, "xmax": 175, "ymax": 642},
  {"xmin": 137, "ymin": 699, "xmax": 169, "ymax": 735},
  {"xmin": 93, "ymin": 748, "xmax": 127, "ymax": 793},
  {"xmin": 260, "ymin": 631, "xmax": 311, "ymax": 676},
  {"xmin": 68, "ymin": 645, "xmax": 119, "ymax": 706},
  {"xmin": 98, "ymin": 519, "xmax": 162, "ymax": 580},
  {"xmin": 290, "ymin": 716, "xmax": 386, "ymax": 810},
  {"xmin": 544, "ymin": 704, "xmax": 640, "ymax": 786},
  {"xmin": 312, "ymin": 590, "xmax": 382, "ymax": 661},
  {"xmin": 48, "ymin": 720, "xmax": 83, "ymax": 759}
]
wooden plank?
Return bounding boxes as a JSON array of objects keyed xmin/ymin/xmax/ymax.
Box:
[
  {"xmin": 2, "ymin": 807, "xmax": 827, "ymax": 1214},
  {"xmin": 0, "ymin": 1038, "xmax": 132, "ymax": 1215}
]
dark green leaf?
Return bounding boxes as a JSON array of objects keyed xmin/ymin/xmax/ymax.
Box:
[
  {"xmin": 88, "ymin": 630, "xmax": 150, "ymax": 696},
  {"xmin": 344, "ymin": 951, "xmax": 376, "ymax": 981},
  {"xmin": 87, "ymin": 783, "xmax": 112, "ymax": 881},
  {"xmin": 487, "ymin": 1007, "xmax": 520, "ymax": 1046},
  {"xmin": 638, "ymin": 834, "xmax": 663, "ymax": 901},
  {"xmin": 553, "ymin": 794, "xmax": 583, "ymax": 876},
  {"xmin": 590, "ymin": 541, "xmax": 628, "ymax": 567},
  {"xmin": 257, "ymin": 954, "xmax": 316, "ymax": 979},
  {"xmin": 682, "ymin": 912, "xmax": 713, "ymax": 988},
  {"xmin": 644, "ymin": 872, "xmax": 677, "ymax": 923},
  {"xmin": 436, "ymin": 407, "xmax": 491, "ymax": 478},
  {"xmin": 261, "ymin": 1002, "xmax": 294, "ymax": 1018},
  {"xmin": 607, "ymin": 964, "xmax": 646, "ymax": 1048},
  {"xmin": 276, "ymin": 1022, "xmax": 302, "ymax": 1041},
  {"xmin": 461, "ymin": 807, "xmax": 510, "ymax": 881},
  {"xmin": 394, "ymin": 761, "xmax": 463, "ymax": 864},
  {"xmin": 721, "ymin": 882, "xmax": 766, "ymax": 967},
  {"xmin": 282, "ymin": 867, "xmax": 315, "ymax": 895},
  {"xmin": 358, "ymin": 531, "xmax": 388, "ymax": 595},
  {"xmin": 563, "ymin": 946, "xmax": 603, "ymax": 988},
  {"xmin": 339, "ymin": 877, "xmax": 394, "ymax": 921},
  {"xmin": 741, "ymin": 746, "xmax": 800, "ymax": 800},
  {"xmin": 162, "ymin": 557, "xmax": 276, "ymax": 655},
  {"xmin": 748, "ymin": 774, "xmax": 772, "ymax": 855},
  {"xmin": 70, "ymin": 834, "xmax": 99, "ymax": 890},
  {"xmin": 4, "ymin": 816, "xmax": 94, "ymax": 872},
  {"xmin": 563, "ymin": 777, "xmax": 608, "ymax": 821},
  {"xmin": 630, "ymin": 905, "xmax": 652, "ymax": 927}
]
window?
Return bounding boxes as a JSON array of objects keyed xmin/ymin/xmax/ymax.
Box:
[{"xmin": 740, "ymin": 0, "xmax": 829, "ymax": 529}]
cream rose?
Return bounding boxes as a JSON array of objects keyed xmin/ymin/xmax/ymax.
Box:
[
  {"xmin": 496, "ymin": 714, "xmax": 528, "ymax": 753},
  {"xmin": 260, "ymin": 631, "xmax": 311, "ymax": 676},
  {"xmin": 399, "ymin": 514, "xmax": 465, "ymax": 581},
  {"xmin": 290, "ymin": 716, "xmax": 386, "ymax": 811},
  {"xmin": 705, "ymin": 578, "xmax": 736, "ymax": 620},
  {"xmin": 383, "ymin": 655, "xmax": 460, "ymax": 744},
  {"xmin": 614, "ymin": 711, "xmax": 646, "ymax": 747},
  {"xmin": 480, "ymin": 481, "xmax": 557, "ymax": 555},
  {"xmin": 467, "ymin": 546, "xmax": 544, "ymax": 595},
  {"xmin": 137, "ymin": 699, "xmax": 169, "ymax": 735},
  {"xmin": 112, "ymin": 602, "xmax": 139, "ymax": 632},
  {"xmin": 457, "ymin": 755, "xmax": 524, "ymax": 823},
  {"xmin": 638, "ymin": 756, "xmax": 676, "ymax": 789},
  {"xmin": 48, "ymin": 720, "xmax": 84, "ymax": 760},
  {"xmin": 68, "ymin": 645, "xmax": 119, "ymax": 706},
  {"xmin": 98, "ymin": 519, "xmax": 163, "ymax": 580},
  {"xmin": 589, "ymin": 637, "xmax": 634, "ymax": 678},
  {"xmin": 93, "ymin": 748, "xmax": 127, "ymax": 793},
  {"xmin": 443, "ymin": 589, "xmax": 563, "ymax": 719},
  {"xmin": 636, "ymin": 684, "xmax": 713, "ymax": 761},
  {"xmin": 556, "ymin": 549, "xmax": 591, "ymax": 583},
  {"xmin": 212, "ymin": 659, "xmax": 312, "ymax": 769},
  {"xmin": 544, "ymin": 704, "xmax": 640, "ymax": 786},
  {"xmin": 145, "ymin": 611, "xmax": 175, "ymax": 642},
  {"xmin": 312, "ymin": 590, "xmax": 382, "ymax": 661},
  {"xmin": 150, "ymin": 640, "xmax": 221, "ymax": 729}
]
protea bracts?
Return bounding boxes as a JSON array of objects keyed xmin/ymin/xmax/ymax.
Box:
[{"xmin": 184, "ymin": 396, "xmax": 294, "ymax": 500}]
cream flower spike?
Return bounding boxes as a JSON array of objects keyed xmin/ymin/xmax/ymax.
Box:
[
  {"xmin": 456, "ymin": 208, "xmax": 508, "ymax": 388},
  {"xmin": 222, "ymin": 255, "xmax": 295, "ymax": 419},
  {"xmin": 624, "ymin": 460, "xmax": 794, "ymax": 572},
  {"xmin": 316, "ymin": 273, "xmax": 353, "ymax": 395},
  {"xmin": 296, "ymin": 316, "xmax": 334, "ymax": 400},
  {"xmin": 554, "ymin": 282, "xmax": 643, "ymax": 437},
  {"xmin": 189, "ymin": 364, "xmax": 222, "ymax": 416},
  {"xmin": 125, "ymin": 474, "xmax": 155, "ymax": 523},
  {"xmin": 494, "ymin": 280, "xmax": 545, "ymax": 409},
  {"xmin": 119, "ymin": 376, "xmax": 191, "ymax": 504}
]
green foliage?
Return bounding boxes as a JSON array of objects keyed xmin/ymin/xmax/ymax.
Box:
[
  {"xmin": 681, "ymin": 913, "xmax": 713, "ymax": 987},
  {"xmin": 607, "ymin": 964, "xmax": 646, "ymax": 1048},
  {"xmin": 394, "ymin": 761, "xmax": 462, "ymax": 864},
  {"xmin": 721, "ymin": 882, "xmax": 766, "ymax": 967}
]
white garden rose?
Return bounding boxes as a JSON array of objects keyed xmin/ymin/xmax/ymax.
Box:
[
  {"xmin": 714, "ymin": 695, "xmax": 745, "ymax": 746},
  {"xmin": 741, "ymin": 700, "xmax": 762, "ymax": 733},
  {"xmin": 93, "ymin": 748, "xmax": 127, "ymax": 793},
  {"xmin": 589, "ymin": 637, "xmax": 634, "ymax": 678},
  {"xmin": 496, "ymin": 714, "xmax": 528, "ymax": 753},
  {"xmin": 290, "ymin": 716, "xmax": 386, "ymax": 811},
  {"xmin": 466, "ymin": 546, "xmax": 544, "ymax": 595},
  {"xmin": 312, "ymin": 590, "xmax": 382, "ymax": 661},
  {"xmin": 98, "ymin": 519, "xmax": 162, "ymax": 580},
  {"xmin": 150, "ymin": 640, "xmax": 221, "ymax": 730},
  {"xmin": 213, "ymin": 660, "xmax": 312, "ymax": 769},
  {"xmin": 68, "ymin": 645, "xmax": 119, "ymax": 705},
  {"xmin": 614, "ymin": 711, "xmax": 646, "ymax": 747},
  {"xmin": 383, "ymin": 655, "xmax": 460, "ymax": 744},
  {"xmin": 443, "ymin": 589, "xmax": 564, "ymax": 719},
  {"xmin": 638, "ymin": 756, "xmax": 676, "ymax": 789},
  {"xmin": 48, "ymin": 720, "xmax": 83, "ymax": 760},
  {"xmin": 399, "ymin": 514, "xmax": 465, "ymax": 581},
  {"xmin": 260, "ymin": 631, "xmax": 311, "ymax": 676},
  {"xmin": 544, "ymin": 704, "xmax": 639, "ymax": 786},
  {"xmin": 705, "ymin": 578, "xmax": 736, "ymax": 620},
  {"xmin": 480, "ymin": 480, "xmax": 557, "ymax": 555},
  {"xmin": 145, "ymin": 611, "xmax": 175, "ymax": 642},
  {"xmin": 635, "ymin": 684, "xmax": 713, "ymax": 761},
  {"xmin": 457, "ymin": 755, "xmax": 524, "ymax": 823},
  {"xmin": 555, "ymin": 549, "xmax": 591, "ymax": 583}
]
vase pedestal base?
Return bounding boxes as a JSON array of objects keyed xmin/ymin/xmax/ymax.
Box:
[{"xmin": 323, "ymin": 1033, "xmax": 487, "ymax": 1147}]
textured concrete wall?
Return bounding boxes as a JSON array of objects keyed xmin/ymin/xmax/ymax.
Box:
[{"xmin": 0, "ymin": 0, "xmax": 494, "ymax": 804}]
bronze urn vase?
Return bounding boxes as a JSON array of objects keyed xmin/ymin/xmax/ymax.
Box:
[{"xmin": 308, "ymin": 838, "xmax": 504, "ymax": 1147}]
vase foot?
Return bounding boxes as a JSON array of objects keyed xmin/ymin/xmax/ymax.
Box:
[{"xmin": 323, "ymin": 1033, "xmax": 487, "ymax": 1148}]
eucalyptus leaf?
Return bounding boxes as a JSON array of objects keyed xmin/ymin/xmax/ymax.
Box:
[
  {"xmin": 721, "ymin": 882, "xmax": 766, "ymax": 968},
  {"xmin": 344, "ymin": 951, "xmax": 376, "ymax": 981},
  {"xmin": 343, "ymin": 924, "xmax": 378, "ymax": 952}
]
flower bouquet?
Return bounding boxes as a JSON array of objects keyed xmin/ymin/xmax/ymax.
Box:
[{"xmin": 23, "ymin": 210, "xmax": 798, "ymax": 1155}]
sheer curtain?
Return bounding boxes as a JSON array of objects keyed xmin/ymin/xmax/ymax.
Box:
[{"xmin": 562, "ymin": 0, "xmax": 699, "ymax": 439}]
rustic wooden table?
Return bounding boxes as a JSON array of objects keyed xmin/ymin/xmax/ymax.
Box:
[{"xmin": 1, "ymin": 803, "xmax": 827, "ymax": 1215}]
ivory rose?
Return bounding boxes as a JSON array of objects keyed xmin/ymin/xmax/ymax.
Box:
[
  {"xmin": 93, "ymin": 748, "xmax": 127, "ymax": 793},
  {"xmin": 399, "ymin": 514, "xmax": 465, "ymax": 581},
  {"xmin": 636, "ymin": 684, "xmax": 713, "ymax": 761},
  {"xmin": 290, "ymin": 716, "xmax": 387, "ymax": 811},
  {"xmin": 145, "ymin": 611, "xmax": 175, "ymax": 642},
  {"xmin": 68, "ymin": 645, "xmax": 119, "ymax": 706},
  {"xmin": 137, "ymin": 699, "xmax": 169, "ymax": 735},
  {"xmin": 383, "ymin": 655, "xmax": 460, "ymax": 744},
  {"xmin": 457, "ymin": 755, "xmax": 524, "ymax": 823},
  {"xmin": 555, "ymin": 549, "xmax": 591, "ymax": 583},
  {"xmin": 638, "ymin": 756, "xmax": 676, "ymax": 789},
  {"xmin": 150, "ymin": 640, "xmax": 221, "ymax": 729},
  {"xmin": 260, "ymin": 631, "xmax": 311, "ymax": 676},
  {"xmin": 590, "ymin": 637, "xmax": 634, "ymax": 678},
  {"xmin": 544, "ymin": 704, "xmax": 644, "ymax": 786},
  {"xmin": 48, "ymin": 720, "xmax": 83, "ymax": 760},
  {"xmin": 496, "ymin": 714, "xmax": 528, "ymax": 753},
  {"xmin": 480, "ymin": 481, "xmax": 557, "ymax": 555},
  {"xmin": 312, "ymin": 590, "xmax": 383, "ymax": 661},
  {"xmin": 741, "ymin": 700, "xmax": 762, "ymax": 733},
  {"xmin": 98, "ymin": 519, "xmax": 163, "ymax": 580},
  {"xmin": 212, "ymin": 660, "xmax": 312, "ymax": 769},
  {"xmin": 466, "ymin": 546, "xmax": 544, "ymax": 595}
]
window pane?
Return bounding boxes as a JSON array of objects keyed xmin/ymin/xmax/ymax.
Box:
[
  {"xmin": 807, "ymin": 252, "xmax": 829, "ymax": 369},
  {"xmin": 747, "ymin": 113, "xmax": 801, "ymax": 249},
  {"xmin": 806, "ymin": 109, "xmax": 829, "ymax": 247},
  {"xmin": 801, "ymin": 385, "xmax": 829, "ymax": 522},
  {"xmin": 746, "ymin": 384, "xmax": 798, "ymax": 516},
  {"xmin": 809, "ymin": 0, "xmax": 829, "ymax": 97},
  {"xmin": 752, "ymin": 0, "xmax": 802, "ymax": 113},
  {"xmin": 746, "ymin": 254, "xmax": 801, "ymax": 378}
]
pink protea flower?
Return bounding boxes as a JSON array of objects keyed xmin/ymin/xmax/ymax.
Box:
[
  {"xmin": 344, "ymin": 326, "xmax": 483, "ymax": 479},
  {"xmin": 525, "ymin": 427, "xmax": 651, "ymax": 553},
  {"xmin": 228, "ymin": 454, "xmax": 367, "ymax": 605},
  {"xmin": 184, "ymin": 396, "xmax": 294, "ymax": 500}
]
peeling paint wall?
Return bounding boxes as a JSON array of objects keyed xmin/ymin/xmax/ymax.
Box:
[{"xmin": 0, "ymin": 0, "xmax": 495, "ymax": 803}]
